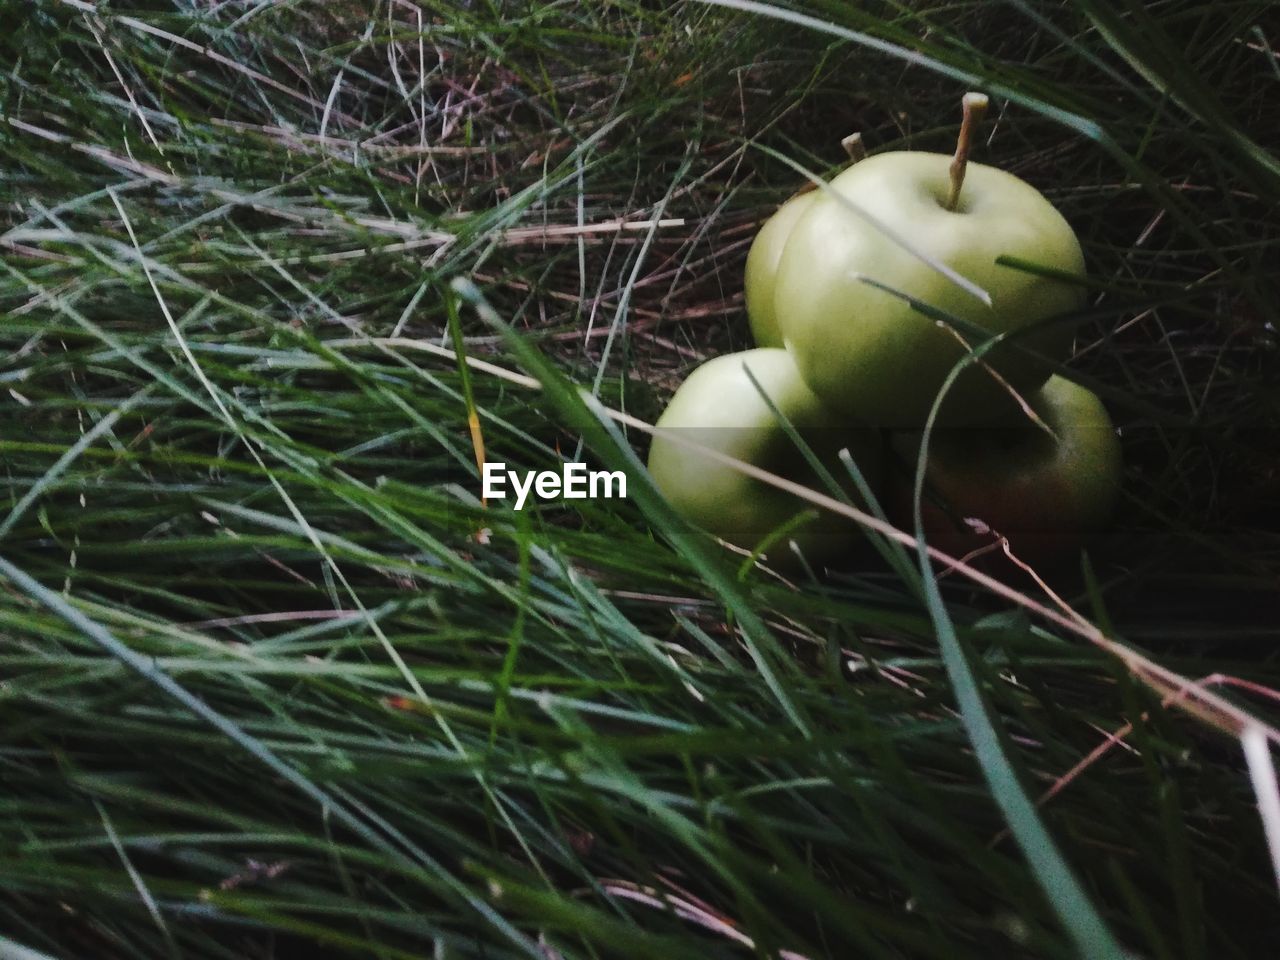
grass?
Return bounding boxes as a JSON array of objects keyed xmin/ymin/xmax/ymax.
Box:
[{"xmin": 2, "ymin": 1, "xmax": 1279, "ymax": 958}]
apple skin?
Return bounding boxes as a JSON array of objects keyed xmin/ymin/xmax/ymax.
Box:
[
  {"xmin": 647, "ymin": 348, "xmax": 882, "ymax": 561},
  {"xmin": 887, "ymin": 375, "xmax": 1121, "ymax": 562},
  {"xmin": 773, "ymin": 151, "xmax": 1085, "ymax": 428},
  {"xmin": 744, "ymin": 191, "xmax": 817, "ymax": 348}
]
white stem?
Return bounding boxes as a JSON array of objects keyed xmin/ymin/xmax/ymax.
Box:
[
  {"xmin": 841, "ymin": 132, "xmax": 866, "ymax": 163},
  {"xmin": 946, "ymin": 92, "xmax": 989, "ymax": 211}
]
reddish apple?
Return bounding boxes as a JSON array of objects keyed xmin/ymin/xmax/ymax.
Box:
[{"xmin": 888, "ymin": 375, "xmax": 1121, "ymax": 562}]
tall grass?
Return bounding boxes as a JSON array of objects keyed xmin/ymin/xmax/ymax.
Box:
[{"xmin": 2, "ymin": 2, "xmax": 1278, "ymax": 958}]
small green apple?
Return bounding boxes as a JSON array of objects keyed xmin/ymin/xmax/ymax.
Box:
[
  {"xmin": 888, "ymin": 375, "xmax": 1122, "ymax": 562},
  {"xmin": 744, "ymin": 190, "xmax": 817, "ymax": 348},
  {"xmin": 773, "ymin": 108, "xmax": 1084, "ymax": 428},
  {"xmin": 647, "ymin": 348, "xmax": 882, "ymax": 561}
]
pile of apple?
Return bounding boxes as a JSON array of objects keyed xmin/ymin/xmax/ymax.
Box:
[{"xmin": 647, "ymin": 94, "xmax": 1121, "ymax": 566}]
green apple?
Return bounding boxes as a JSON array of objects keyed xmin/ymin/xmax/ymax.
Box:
[
  {"xmin": 773, "ymin": 150, "xmax": 1085, "ymax": 428},
  {"xmin": 744, "ymin": 190, "xmax": 817, "ymax": 348},
  {"xmin": 888, "ymin": 375, "xmax": 1121, "ymax": 562},
  {"xmin": 647, "ymin": 348, "xmax": 882, "ymax": 561}
]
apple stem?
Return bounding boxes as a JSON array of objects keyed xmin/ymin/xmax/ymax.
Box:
[
  {"xmin": 841, "ymin": 132, "xmax": 866, "ymax": 163},
  {"xmin": 945, "ymin": 92, "xmax": 989, "ymax": 212}
]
